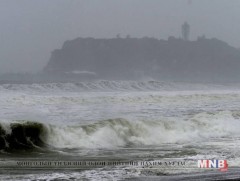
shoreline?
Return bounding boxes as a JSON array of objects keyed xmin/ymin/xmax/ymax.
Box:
[{"xmin": 123, "ymin": 168, "xmax": 240, "ymax": 181}]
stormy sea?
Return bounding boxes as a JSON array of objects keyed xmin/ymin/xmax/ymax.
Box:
[{"xmin": 1, "ymin": 80, "xmax": 240, "ymax": 180}]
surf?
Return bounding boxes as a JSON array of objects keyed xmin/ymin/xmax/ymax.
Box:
[{"xmin": 1, "ymin": 111, "xmax": 240, "ymax": 152}]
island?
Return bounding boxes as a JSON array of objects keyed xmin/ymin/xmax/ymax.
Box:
[{"xmin": 43, "ymin": 36, "xmax": 240, "ymax": 82}]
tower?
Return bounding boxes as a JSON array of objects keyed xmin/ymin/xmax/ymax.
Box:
[{"xmin": 182, "ymin": 22, "xmax": 190, "ymax": 41}]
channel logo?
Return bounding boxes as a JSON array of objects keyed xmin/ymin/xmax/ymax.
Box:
[{"xmin": 197, "ymin": 160, "xmax": 228, "ymax": 172}]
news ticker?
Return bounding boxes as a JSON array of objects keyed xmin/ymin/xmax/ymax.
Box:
[{"xmin": 0, "ymin": 159, "xmax": 229, "ymax": 171}]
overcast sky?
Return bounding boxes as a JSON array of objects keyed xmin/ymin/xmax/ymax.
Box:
[{"xmin": 0, "ymin": 0, "xmax": 240, "ymax": 73}]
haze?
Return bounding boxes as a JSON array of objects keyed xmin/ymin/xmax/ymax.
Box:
[{"xmin": 0, "ymin": 0, "xmax": 240, "ymax": 73}]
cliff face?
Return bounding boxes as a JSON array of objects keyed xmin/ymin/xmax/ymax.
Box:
[{"xmin": 44, "ymin": 37, "xmax": 240, "ymax": 81}]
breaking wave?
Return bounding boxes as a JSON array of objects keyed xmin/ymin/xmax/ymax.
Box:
[
  {"xmin": 0, "ymin": 121, "xmax": 47, "ymax": 151},
  {"xmin": 0, "ymin": 80, "xmax": 230, "ymax": 92},
  {"xmin": 1, "ymin": 111, "xmax": 240, "ymax": 152}
]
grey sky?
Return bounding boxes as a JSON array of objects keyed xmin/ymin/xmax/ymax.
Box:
[{"xmin": 0, "ymin": 0, "xmax": 240, "ymax": 73}]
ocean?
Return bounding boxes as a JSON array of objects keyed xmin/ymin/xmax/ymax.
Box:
[{"xmin": 1, "ymin": 80, "xmax": 240, "ymax": 180}]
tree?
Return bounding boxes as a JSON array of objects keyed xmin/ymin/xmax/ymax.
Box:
[{"xmin": 116, "ymin": 34, "xmax": 121, "ymax": 38}]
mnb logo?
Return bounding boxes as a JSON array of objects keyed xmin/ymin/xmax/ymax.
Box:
[{"xmin": 198, "ymin": 160, "xmax": 228, "ymax": 172}]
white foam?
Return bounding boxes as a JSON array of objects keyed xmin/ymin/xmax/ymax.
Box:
[{"xmin": 44, "ymin": 111, "xmax": 240, "ymax": 149}]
